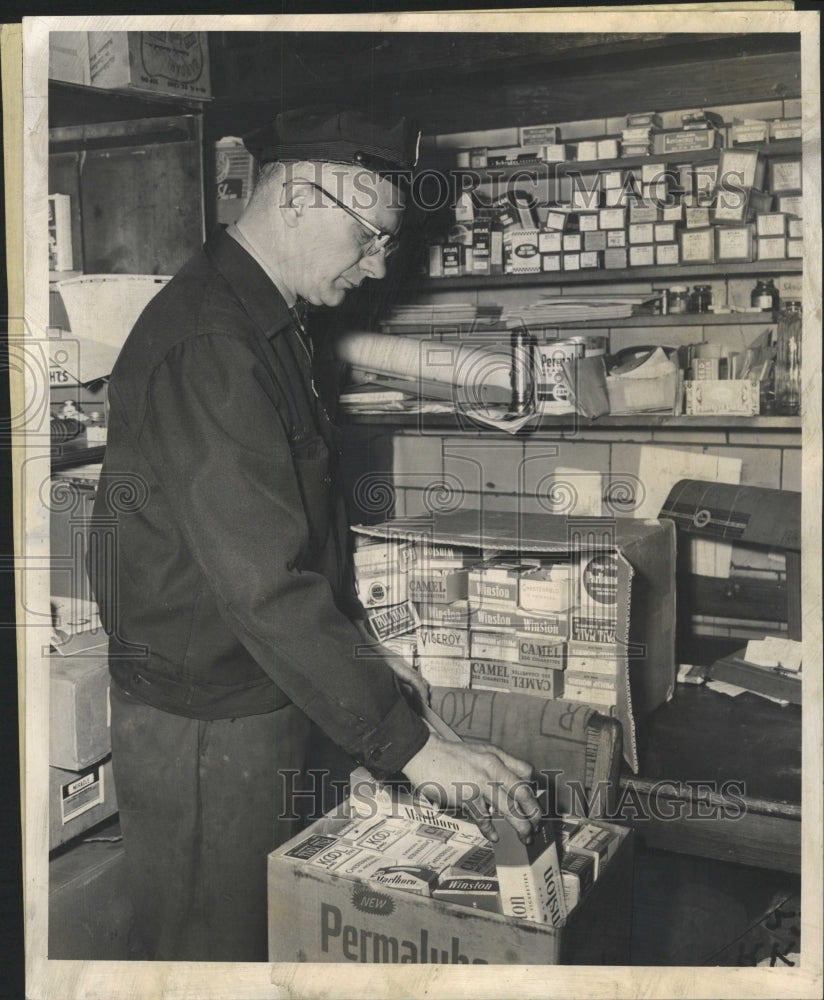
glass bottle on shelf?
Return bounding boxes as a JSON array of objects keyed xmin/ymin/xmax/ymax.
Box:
[
  {"xmin": 774, "ymin": 300, "xmax": 802, "ymax": 415},
  {"xmin": 751, "ymin": 278, "xmax": 779, "ymax": 314}
]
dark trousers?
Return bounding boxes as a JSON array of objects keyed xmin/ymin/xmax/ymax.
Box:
[{"xmin": 110, "ymin": 682, "xmax": 311, "ymax": 961}]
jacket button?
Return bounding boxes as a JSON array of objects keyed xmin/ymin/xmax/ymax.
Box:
[{"xmin": 323, "ymin": 474, "xmax": 332, "ymax": 485}]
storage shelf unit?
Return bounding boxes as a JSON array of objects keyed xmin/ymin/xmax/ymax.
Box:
[
  {"xmin": 410, "ymin": 259, "xmax": 803, "ymax": 292},
  {"xmin": 444, "ymin": 138, "xmax": 802, "ymax": 185},
  {"xmin": 341, "ymin": 413, "xmax": 801, "ymax": 431}
]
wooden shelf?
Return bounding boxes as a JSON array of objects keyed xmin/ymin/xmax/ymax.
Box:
[
  {"xmin": 444, "ymin": 139, "xmax": 802, "ymax": 186},
  {"xmin": 340, "ymin": 412, "xmax": 802, "ymax": 432},
  {"xmin": 410, "ymin": 259, "xmax": 803, "ymax": 292}
]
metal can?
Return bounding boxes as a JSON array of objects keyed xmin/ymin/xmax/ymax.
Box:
[
  {"xmin": 533, "ymin": 338, "xmax": 585, "ymax": 414},
  {"xmin": 509, "ymin": 328, "xmax": 536, "ymax": 415}
]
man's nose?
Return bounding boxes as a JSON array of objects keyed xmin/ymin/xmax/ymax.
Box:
[{"xmin": 358, "ymin": 250, "xmax": 388, "ymax": 281}]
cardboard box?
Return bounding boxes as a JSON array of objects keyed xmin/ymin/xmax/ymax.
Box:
[
  {"xmin": 770, "ymin": 119, "xmax": 802, "ymax": 141},
  {"xmin": 655, "ymin": 243, "xmax": 679, "ymax": 266},
  {"xmin": 604, "ymin": 248, "xmax": 628, "ymax": 269},
  {"xmin": 87, "ymin": 32, "xmax": 211, "ymax": 99},
  {"xmin": 756, "ymin": 213, "xmax": 788, "ymax": 236},
  {"xmin": 769, "ymin": 159, "xmax": 802, "ymax": 193},
  {"xmin": 505, "ymin": 230, "xmax": 540, "ymax": 274},
  {"xmin": 49, "ymin": 757, "xmax": 118, "ymax": 851},
  {"xmin": 584, "ymin": 231, "xmax": 607, "ymax": 252},
  {"xmin": 580, "ymin": 251, "xmax": 602, "ymax": 269},
  {"xmin": 629, "ymin": 245, "xmax": 655, "ymax": 267},
  {"xmin": 777, "ymin": 194, "xmax": 802, "ymax": 217},
  {"xmin": 541, "ymin": 144, "xmax": 571, "ymax": 163},
  {"xmin": 629, "ymin": 222, "xmax": 654, "ymax": 244},
  {"xmin": 353, "ymin": 513, "xmax": 677, "ymax": 772},
  {"xmin": 597, "ymin": 139, "xmax": 620, "ymax": 160},
  {"xmin": 652, "ymin": 128, "xmax": 721, "ymax": 154},
  {"xmin": 684, "ymin": 378, "xmax": 760, "ymax": 416},
  {"xmin": 563, "ymin": 253, "xmax": 581, "ymax": 271},
  {"xmin": 520, "ymin": 124, "xmax": 559, "ymax": 146},
  {"xmin": 542, "ymin": 254, "xmax": 562, "ymax": 272},
  {"xmin": 604, "ymin": 187, "xmax": 628, "ymax": 207},
  {"xmin": 606, "ymin": 229, "xmax": 626, "ymax": 248},
  {"xmin": 654, "ymin": 222, "xmax": 677, "ymax": 243},
  {"xmin": 757, "ymin": 236, "xmax": 787, "ymax": 259},
  {"xmin": 716, "ymin": 224, "xmax": 755, "ymax": 262},
  {"xmin": 49, "ymin": 834, "xmax": 134, "ymax": 959},
  {"xmin": 268, "ymin": 807, "xmax": 633, "ymax": 964},
  {"xmin": 598, "ymin": 208, "xmax": 626, "ymax": 230},
  {"xmin": 538, "ymin": 231, "xmax": 563, "ymax": 254},
  {"xmin": 49, "ymin": 32, "xmax": 92, "ymax": 85},
  {"xmin": 787, "ymin": 238, "xmax": 803, "ymax": 258},
  {"xmin": 679, "ymin": 227, "xmax": 716, "ymax": 263},
  {"xmin": 50, "ymin": 655, "xmax": 110, "ymax": 770}
]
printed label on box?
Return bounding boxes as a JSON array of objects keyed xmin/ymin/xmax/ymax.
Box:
[{"xmin": 60, "ymin": 764, "xmax": 104, "ymax": 825}]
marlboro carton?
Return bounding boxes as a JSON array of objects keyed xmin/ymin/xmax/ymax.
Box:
[
  {"xmin": 408, "ymin": 569, "xmax": 469, "ymax": 604},
  {"xmin": 416, "ymin": 601, "xmax": 471, "ymax": 627},
  {"xmin": 365, "ymin": 601, "xmax": 420, "ymax": 642},
  {"xmin": 491, "ymin": 816, "xmax": 567, "ymax": 927},
  {"xmin": 470, "ymin": 606, "xmax": 568, "ymax": 639},
  {"xmin": 369, "ymin": 865, "xmax": 440, "ymax": 896},
  {"xmin": 416, "ymin": 626, "xmax": 469, "ymax": 659},
  {"xmin": 518, "ymin": 564, "xmax": 574, "ymax": 615}
]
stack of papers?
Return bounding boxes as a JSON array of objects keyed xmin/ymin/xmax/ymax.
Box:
[
  {"xmin": 501, "ymin": 294, "xmax": 649, "ymax": 326},
  {"xmin": 380, "ymin": 302, "xmax": 502, "ymax": 333}
]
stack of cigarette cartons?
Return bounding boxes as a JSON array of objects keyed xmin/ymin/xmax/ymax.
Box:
[
  {"xmin": 354, "ymin": 512, "xmax": 676, "ymax": 773},
  {"xmin": 268, "ymin": 776, "xmax": 633, "ymax": 964}
]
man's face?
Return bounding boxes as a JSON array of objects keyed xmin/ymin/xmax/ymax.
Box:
[{"xmin": 293, "ymin": 166, "xmax": 405, "ymax": 308}]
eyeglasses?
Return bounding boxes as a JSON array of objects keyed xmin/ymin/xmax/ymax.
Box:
[{"xmin": 289, "ymin": 179, "xmax": 400, "ymax": 258}]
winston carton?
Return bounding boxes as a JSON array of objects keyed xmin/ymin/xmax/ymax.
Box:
[
  {"xmin": 468, "ymin": 559, "xmax": 540, "ymax": 609},
  {"xmin": 416, "ymin": 600, "xmax": 471, "ymax": 627},
  {"xmin": 491, "ymin": 815, "xmax": 567, "ymax": 927},
  {"xmin": 471, "ymin": 605, "xmax": 568, "ymax": 639}
]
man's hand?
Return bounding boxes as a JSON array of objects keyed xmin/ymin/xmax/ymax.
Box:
[
  {"xmin": 354, "ymin": 620, "xmax": 430, "ymax": 709},
  {"xmin": 402, "ymin": 733, "xmax": 543, "ymax": 844}
]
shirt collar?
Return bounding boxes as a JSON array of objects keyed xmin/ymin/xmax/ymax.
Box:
[{"xmin": 204, "ymin": 227, "xmax": 294, "ymax": 339}]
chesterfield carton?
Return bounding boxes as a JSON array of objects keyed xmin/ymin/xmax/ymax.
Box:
[
  {"xmin": 269, "ymin": 799, "xmax": 633, "ymax": 964},
  {"xmin": 353, "ymin": 512, "xmax": 676, "ymax": 772}
]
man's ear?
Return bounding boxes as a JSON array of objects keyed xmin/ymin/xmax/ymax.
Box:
[{"xmin": 280, "ymin": 183, "xmax": 309, "ymax": 230}]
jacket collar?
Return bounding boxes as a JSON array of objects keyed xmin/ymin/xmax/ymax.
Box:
[{"xmin": 204, "ymin": 227, "xmax": 293, "ymax": 339}]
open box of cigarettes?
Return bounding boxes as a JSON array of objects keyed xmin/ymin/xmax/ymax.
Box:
[{"xmin": 268, "ymin": 777, "xmax": 632, "ymax": 964}]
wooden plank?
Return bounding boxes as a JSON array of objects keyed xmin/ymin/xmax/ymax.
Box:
[
  {"xmin": 80, "ymin": 140, "xmax": 204, "ymax": 275},
  {"xmin": 627, "ymin": 805, "xmax": 800, "ymax": 873}
]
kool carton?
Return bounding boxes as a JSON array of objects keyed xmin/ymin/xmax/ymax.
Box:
[{"xmin": 353, "ymin": 512, "xmax": 676, "ymax": 771}]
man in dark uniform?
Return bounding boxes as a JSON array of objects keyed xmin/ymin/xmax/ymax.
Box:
[{"xmin": 89, "ymin": 107, "xmax": 540, "ymax": 962}]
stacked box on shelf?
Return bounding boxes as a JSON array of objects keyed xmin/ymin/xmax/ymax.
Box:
[{"xmin": 49, "ymin": 756, "xmax": 118, "ymax": 851}]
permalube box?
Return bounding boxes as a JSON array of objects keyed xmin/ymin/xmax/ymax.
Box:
[
  {"xmin": 50, "ymin": 653, "xmax": 110, "ymax": 771},
  {"xmin": 49, "ymin": 756, "xmax": 118, "ymax": 851},
  {"xmin": 353, "ymin": 512, "xmax": 676, "ymax": 772},
  {"xmin": 268, "ymin": 811, "xmax": 634, "ymax": 964}
]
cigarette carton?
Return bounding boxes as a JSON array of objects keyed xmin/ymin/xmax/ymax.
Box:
[
  {"xmin": 365, "ymin": 601, "xmax": 420, "ymax": 642},
  {"xmin": 468, "ymin": 560, "xmax": 539, "ymax": 609},
  {"xmin": 408, "ymin": 569, "xmax": 469, "ymax": 604},
  {"xmin": 416, "ymin": 600, "xmax": 471, "ymax": 627},
  {"xmin": 470, "ymin": 658, "xmax": 512, "ymax": 691},
  {"xmin": 368, "ymin": 865, "xmax": 441, "ymax": 896},
  {"xmin": 356, "ymin": 567, "xmax": 408, "ymax": 608},
  {"xmin": 510, "ymin": 664, "xmax": 564, "ymax": 699},
  {"xmin": 380, "ymin": 635, "xmax": 417, "ymax": 667},
  {"xmin": 566, "ymin": 823, "xmax": 620, "ymax": 879},
  {"xmin": 417, "ymin": 626, "xmax": 469, "ymax": 659},
  {"xmin": 353, "ymin": 538, "xmax": 415, "ymax": 572},
  {"xmin": 560, "ymin": 849, "xmax": 596, "ymax": 911},
  {"xmin": 418, "ymin": 656, "xmax": 472, "ymax": 689},
  {"xmin": 516, "ymin": 637, "xmax": 566, "ymax": 669},
  {"xmin": 518, "ymin": 564, "xmax": 574, "ymax": 615},
  {"xmin": 432, "ymin": 878, "xmax": 501, "ymax": 912},
  {"xmin": 491, "ymin": 816, "xmax": 567, "ymax": 927},
  {"xmin": 470, "ymin": 631, "xmax": 520, "ymax": 664},
  {"xmin": 411, "ymin": 543, "xmax": 480, "ymax": 570}
]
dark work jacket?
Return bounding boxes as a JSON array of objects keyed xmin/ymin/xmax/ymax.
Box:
[{"xmin": 88, "ymin": 229, "xmax": 428, "ymax": 779}]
